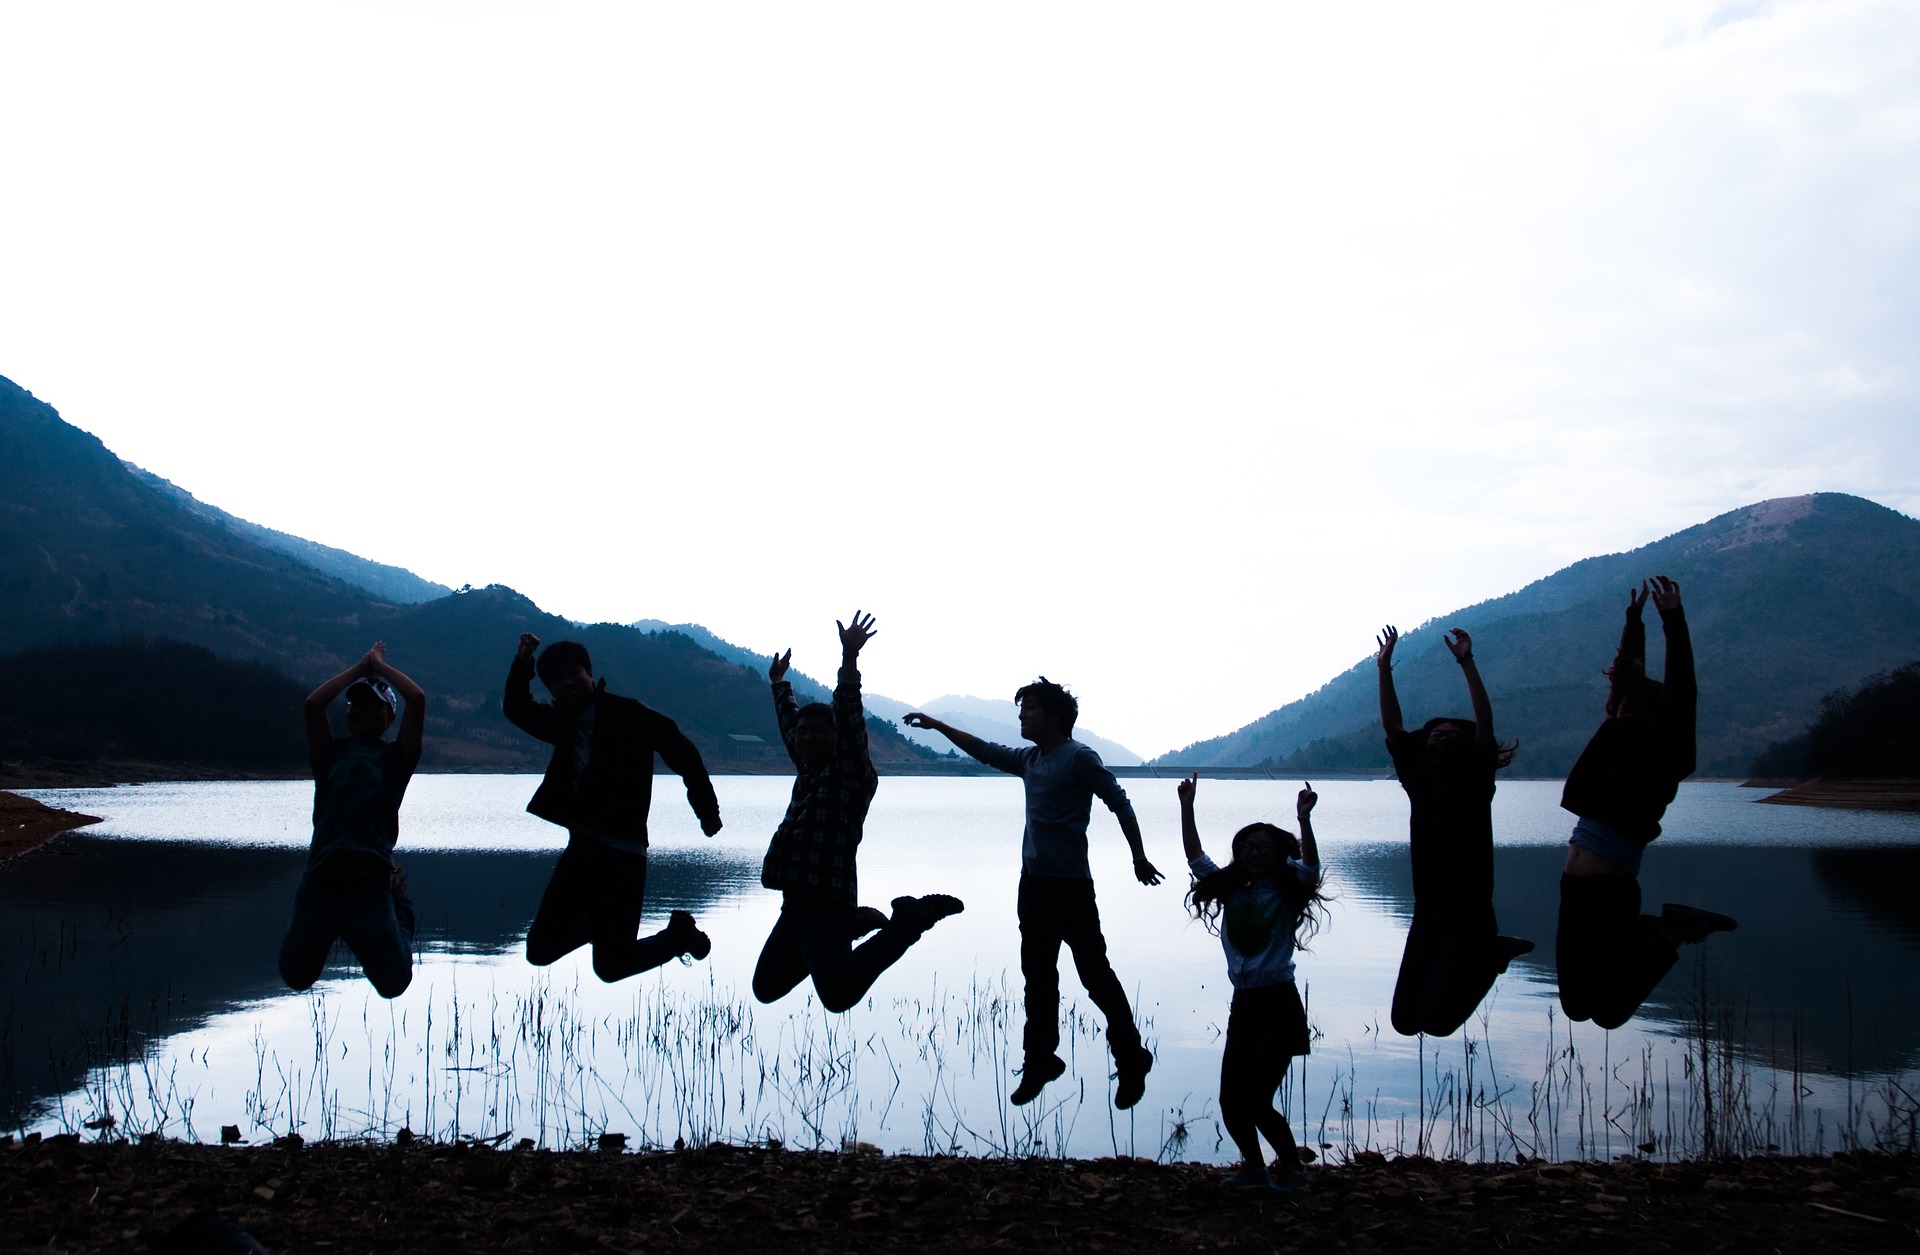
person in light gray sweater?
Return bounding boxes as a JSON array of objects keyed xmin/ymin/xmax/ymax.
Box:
[{"xmin": 906, "ymin": 677, "xmax": 1163, "ymax": 1111}]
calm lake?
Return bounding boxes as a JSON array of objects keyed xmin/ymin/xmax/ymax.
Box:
[{"xmin": 5, "ymin": 776, "xmax": 1919, "ymax": 1164}]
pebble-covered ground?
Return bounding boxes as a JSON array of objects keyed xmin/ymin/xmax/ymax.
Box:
[{"xmin": 4, "ymin": 1135, "xmax": 1917, "ymax": 1254}]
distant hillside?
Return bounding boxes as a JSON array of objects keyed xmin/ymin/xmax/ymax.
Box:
[
  {"xmin": 631, "ymin": 620, "xmax": 1143, "ymax": 763},
  {"xmin": 1160, "ymin": 495, "xmax": 1920, "ymax": 776},
  {"xmin": 1751, "ymin": 661, "xmax": 1920, "ymax": 780},
  {"xmin": 0, "ymin": 374, "xmax": 936, "ymax": 771},
  {"xmin": 129, "ymin": 465, "xmax": 451, "ymax": 604}
]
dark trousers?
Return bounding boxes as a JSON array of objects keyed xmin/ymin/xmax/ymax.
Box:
[
  {"xmin": 279, "ymin": 866, "xmax": 416, "ymax": 1000},
  {"xmin": 1390, "ymin": 900, "xmax": 1500, "ymax": 1037},
  {"xmin": 1017, "ymin": 873, "xmax": 1142, "ymax": 1061},
  {"xmin": 752, "ymin": 898, "xmax": 923, "ymax": 1013},
  {"xmin": 1220, "ymin": 983, "xmax": 1308, "ymax": 1171},
  {"xmin": 1557, "ymin": 873, "xmax": 1679, "ymax": 1030},
  {"xmin": 526, "ymin": 834, "xmax": 681, "ymax": 982}
]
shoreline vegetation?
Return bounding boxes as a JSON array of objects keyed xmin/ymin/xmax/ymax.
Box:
[{"xmin": 2, "ymin": 1136, "xmax": 1916, "ymax": 1254}]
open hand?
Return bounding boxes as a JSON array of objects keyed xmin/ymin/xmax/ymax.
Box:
[
  {"xmin": 1445, "ymin": 628, "xmax": 1474, "ymax": 662},
  {"xmin": 838, "ymin": 611, "xmax": 877, "ymax": 656},
  {"xmin": 1648, "ymin": 574, "xmax": 1682, "ymax": 612},
  {"xmin": 769, "ymin": 649, "xmax": 792, "ymax": 683},
  {"xmin": 1133, "ymin": 853, "xmax": 1164, "ymax": 886},
  {"xmin": 1376, "ymin": 625, "xmax": 1399, "ymax": 667}
]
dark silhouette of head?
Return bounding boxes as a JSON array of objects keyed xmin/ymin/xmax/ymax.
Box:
[
  {"xmin": 537, "ymin": 641, "xmax": 597, "ymax": 715},
  {"xmin": 1417, "ymin": 716, "xmax": 1517, "ymax": 769},
  {"xmin": 344, "ymin": 677, "xmax": 396, "ymax": 738},
  {"xmin": 792, "ymin": 702, "xmax": 836, "ymax": 769},
  {"xmin": 1015, "ymin": 676, "xmax": 1078, "ymax": 741},
  {"xmin": 1187, "ymin": 820, "xmax": 1328, "ymax": 948},
  {"xmin": 1605, "ymin": 654, "xmax": 1668, "ymax": 721}
]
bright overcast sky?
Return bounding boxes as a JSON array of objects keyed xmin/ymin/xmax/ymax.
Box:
[{"xmin": 3, "ymin": 1, "xmax": 1916, "ymax": 757}]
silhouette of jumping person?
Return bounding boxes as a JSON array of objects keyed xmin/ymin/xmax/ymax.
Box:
[
  {"xmin": 905, "ymin": 680, "xmax": 1162, "ymax": 1110},
  {"xmin": 279, "ymin": 641, "xmax": 426, "ymax": 999},
  {"xmin": 1376, "ymin": 624, "xmax": 1532, "ymax": 1037},
  {"xmin": 1558, "ymin": 576, "xmax": 1735, "ymax": 1028},
  {"xmin": 505, "ymin": 633, "xmax": 722, "ymax": 980},
  {"xmin": 752, "ymin": 612, "xmax": 964, "ymax": 1011},
  {"xmin": 1180, "ymin": 773, "xmax": 1330, "ymax": 1196}
]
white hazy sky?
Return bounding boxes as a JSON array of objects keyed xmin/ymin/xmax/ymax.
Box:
[{"xmin": 3, "ymin": 1, "xmax": 1917, "ymax": 757}]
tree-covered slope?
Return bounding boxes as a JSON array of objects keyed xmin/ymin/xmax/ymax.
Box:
[
  {"xmin": 0, "ymin": 375, "xmax": 933, "ymax": 770},
  {"xmin": 1160, "ymin": 494, "xmax": 1920, "ymax": 776}
]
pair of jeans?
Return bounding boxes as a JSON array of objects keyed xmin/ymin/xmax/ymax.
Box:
[
  {"xmin": 1556, "ymin": 872, "xmax": 1678, "ymax": 1030},
  {"xmin": 1017, "ymin": 873, "xmax": 1141, "ymax": 1061},
  {"xmin": 525, "ymin": 834, "xmax": 682, "ymax": 982},
  {"xmin": 1390, "ymin": 900, "xmax": 1501, "ymax": 1037},
  {"xmin": 1220, "ymin": 982, "xmax": 1308, "ymax": 1171},
  {"xmin": 751, "ymin": 898, "xmax": 922, "ymax": 1013},
  {"xmin": 279, "ymin": 865, "xmax": 415, "ymax": 999}
]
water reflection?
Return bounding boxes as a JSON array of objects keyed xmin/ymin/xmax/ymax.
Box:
[
  {"xmin": 0, "ymin": 833, "xmax": 759, "ymax": 1128},
  {"xmin": 4, "ymin": 777, "xmax": 1918, "ymax": 1160}
]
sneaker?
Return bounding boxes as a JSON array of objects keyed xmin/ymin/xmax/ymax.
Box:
[
  {"xmin": 1009, "ymin": 1053, "xmax": 1066, "ymax": 1106},
  {"xmin": 1662, "ymin": 903, "xmax": 1737, "ymax": 944},
  {"xmin": 1114, "ymin": 1045, "xmax": 1153, "ymax": 1111},
  {"xmin": 666, "ymin": 909, "xmax": 711, "ymax": 961},
  {"xmin": 1270, "ymin": 1160, "xmax": 1310, "ymax": 1190},
  {"xmin": 890, "ymin": 894, "xmax": 965, "ymax": 933},
  {"xmin": 1491, "ymin": 935, "xmax": 1535, "ymax": 973},
  {"xmin": 847, "ymin": 906, "xmax": 890, "ymax": 939}
]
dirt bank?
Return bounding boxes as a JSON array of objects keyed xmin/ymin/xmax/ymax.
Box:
[
  {"xmin": 1755, "ymin": 778, "xmax": 1920, "ymax": 812},
  {"xmin": 3, "ymin": 1137, "xmax": 1916, "ymax": 1254},
  {"xmin": 0, "ymin": 790, "xmax": 101, "ymax": 863}
]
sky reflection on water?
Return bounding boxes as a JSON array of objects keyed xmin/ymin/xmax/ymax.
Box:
[{"xmin": 5, "ymin": 777, "xmax": 1918, "ymax": 1162}]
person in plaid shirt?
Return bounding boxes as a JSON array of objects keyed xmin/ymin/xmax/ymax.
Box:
[{"xmin": 752, "ymin": 611, "xmax": 963, "ymax": 1011}]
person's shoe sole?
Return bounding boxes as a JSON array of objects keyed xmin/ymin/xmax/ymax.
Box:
[
  {"xmin": 669, "ymin": 909, "xmax": 711, "ymax": 961},
  {"xmin": 890, "ymin": 893, "xmax": 966, "ymax": 932},
  {"xmin": 1114, "ymin": 1046, "xmax": 1153, "ymax": 1110},
  {"xmin": 1010, "ymin": 1054, "xmax": 1067, "ymax": 1106}
]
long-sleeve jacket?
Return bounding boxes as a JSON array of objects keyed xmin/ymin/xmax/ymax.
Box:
[
  {"xmin": 504, "ymin": 653, "xmax": 720, "ymax": 847},
  {"xmin": 760, "ymin": 658, "xmax": 877, "ymax": 904},
  {"xmin": 1560, "ymin": 604, "xmax": 1696, "ymax": 843}
]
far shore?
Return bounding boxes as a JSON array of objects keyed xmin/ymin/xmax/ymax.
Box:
[{"xmin": 1753, "ymin": 777, "xmax": 1920, "ymax": 812}]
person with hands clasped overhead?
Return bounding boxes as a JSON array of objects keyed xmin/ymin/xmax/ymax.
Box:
[
  {"xmin": 1557, "ymin": 576, "xmax": 1735, "ymax": 1029},
  {"xmin": 279, "ymin": 642, "xmax": 427, "ymax": 999},
  {"xmin": 1377, "ymin": 623, "xmax": 1533, "ymax": 1038},
  {"xmin": 753, "ymin": 612, "xmax": 964, "ymax": 1012},
  {"xmin": 904, "ymin": 679, "xmax": 1162, "ymax": 1110},
  {"xmin": 1180, "ymin": 773, "xmax": 1329, "ymax": 1196},
  {"xmin": 504, "ymin": 631, "xmax": 723, "ymax": 981}
]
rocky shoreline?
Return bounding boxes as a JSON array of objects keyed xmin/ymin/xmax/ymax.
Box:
[
  {"xmin": 0, "ymin": 789, "xmax": 100, "ymax": 864},
  {"xmin": 3, "ymin": 1136, "xmax": 1916, "ymax": 1254}
]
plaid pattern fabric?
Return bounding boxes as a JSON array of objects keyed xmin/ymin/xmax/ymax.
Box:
[{"xmin": 760, "ymin": 660, "xmax": 877, "ymax": 905}]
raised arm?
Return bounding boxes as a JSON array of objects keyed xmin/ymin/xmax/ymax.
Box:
[
  {"xmin": 903, "ymin": 711, "xmax": 1004, "ymax": 767},
  {"xmin": 1376, "ymin": 625, "xmax": 1405, "ymax": 737},
  {"xmin": 768, "ymin": 648, "xmax": 803, "ymax": 767},
  {"xmin": 1295, "ymin": 782, "xmax": 1320, "ymax": 868},
  {"xmin": 1177, "ymin": 772, "xmax": 1205, "ymax": 863},
  {"xmin": 304, "ymin": 651, "xmax": 375, "ymax": 773},
  {"xmin": 1649, "ymin": 575, "xmax": 1696, "ymax": 778},
  {"xmin": 363, "ymin": 641, "xmax": 428, "ymax": 765},
  {"xmin": 834, "ymin": 612, "xmax": 875, "ymax": 767},
  {"xmin": 503, "ymin": 632, "xmax": 561, "ymax": 744},
  {"xmin": 1445, "ymin": 628, "xmax": 1496, "ymax": 750}
]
